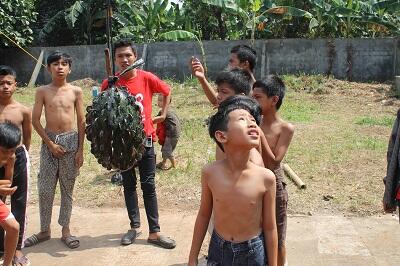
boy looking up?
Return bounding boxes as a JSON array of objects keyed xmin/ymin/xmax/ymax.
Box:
[
  {"xmin": 0, "ymin": 122, "xmax": 22, "ymax": 266},
  {"xmin": 0, "ymin": 65, "xmax": 32, "ymax": 266},
  {"xmin": 25, "ymin": 51, "xmax": 85, "ymax": 249},
  {"xmin": 253, "ymin": 76, "xmax": 295, "ymax": 266},
  {"xmin": 188, "ymin": 96, "xmax": 277, "ymax": 266}
]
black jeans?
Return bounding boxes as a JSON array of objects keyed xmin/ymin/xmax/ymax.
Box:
[
  {"xmin": 121, "ymin": 146, "xmax": 160, "ymax": 233},
  {"xmin": 0, "ymin": 146, "xmax": 29, "ymax": 251}
]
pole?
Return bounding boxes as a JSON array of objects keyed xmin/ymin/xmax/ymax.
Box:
[{"xmin": 106, "ymin": 0, "xmax": 115, "ymax": 76}]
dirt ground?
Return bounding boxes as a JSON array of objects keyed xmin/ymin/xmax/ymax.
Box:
[{"xmin": 23, "ymin": 205, "xmax": 400, "ymax": 266}]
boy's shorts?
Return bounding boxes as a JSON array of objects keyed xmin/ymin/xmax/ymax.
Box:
[
  {"xmin": 274, "ymin": 167, "xmax": 288, "ymax": 248},
  {"xmin": 0, "ymin": 201, "xmax": 13, "ymax": 222},
  {"xmin": 207, "ymin": 230, "xmax": 267, "ymax": 265},
  {"xmin": 161, "ymin": 136, "xmax": 179, "ymax": 160}
]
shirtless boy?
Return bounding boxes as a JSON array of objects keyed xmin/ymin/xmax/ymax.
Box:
[
  {"xmin": 188, "ymin": 96, "xmax": 277, "ymax": 266},
  {"xmin": 191, "ymin": 45, "xmax": 257, "ymax": 106},
  {"xmin": 25, "ymin": 51, "xmax": 85, "ymax": 249},
  {"xmin": 0, "ymin": 122, "xmax": 21, "ymax": 266},
  {"xmin": 253, "ymin": 76, "xmax": 295, "ymax": 266},
  {"xmin": 0, "ymin": 65, "xmax": 31, "ymax": 266}
]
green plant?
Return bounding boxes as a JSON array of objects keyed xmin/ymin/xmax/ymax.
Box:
[{"xmin": 0, "ymin": 0, "xmax": 37, "ymax": 47}]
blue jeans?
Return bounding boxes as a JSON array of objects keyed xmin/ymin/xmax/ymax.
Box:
[{"xmin": 207, "ymin": 230, "xmax": 267, "ymax": 266}]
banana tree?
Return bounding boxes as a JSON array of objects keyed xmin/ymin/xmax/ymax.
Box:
[
  {"xmin": 307, "ymin": 0, "xmax": 400, "ymax": 37},
  {"xmin": 116, "ymin": 0, "xmax": 176, "ymax": 42},
  {"xmin": 201, "ymin": 0, "xmax": 313, "ymax": 45},
  {"xmin": 38, "ymin": 0, "xmax": 109, "ymax": 44}
]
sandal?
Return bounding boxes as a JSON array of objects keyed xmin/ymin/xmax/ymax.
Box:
[
  {"xmin": 147, "ymin": 235, "xmax": 176, "ymax": 249},
  {"xmin": 13, "ymin": 255, "xmax": 30, "ymax": 266},
  {"xmin": 61, "ymin": 236, "xmax": 80, "ymax": 249},
  {"xmin": 121, "ymin": 229, "xmax": 142, "ymax": 246},
  {"xmin": 156, "ymin": 163, "xmax": 170, "ymax": 170},
  {"xmin": 23, "ymin": 234, "xmax": 50, "ymax": 247}
]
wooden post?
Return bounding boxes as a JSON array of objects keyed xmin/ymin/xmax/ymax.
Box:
[{"xmin": 28, "ymin": 50, "xmax": 44, "ymax": 87}]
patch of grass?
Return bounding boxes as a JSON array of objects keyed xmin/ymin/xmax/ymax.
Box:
[
  {"xmin": 283, "ymin": 74, "xmax": 328, "ymax": 93},
  {"xmin": 280, "ymin": 93, "xmax": 320, "ymax": 123},
  {"xmin": 355, "ymin": 116, "xmax": 395, "ymax": 127}
]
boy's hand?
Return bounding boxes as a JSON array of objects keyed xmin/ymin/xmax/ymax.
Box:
[
  {"xmin": 49, "ymin": 142, "xmax": 66, "ymax": 158},
  {"xmin": 0, "ymin": 180, "xmax": 17, "ymax": 196},
  {"xmin": 190, "ymin": 57, "xmax": 205, "ymax": 80},
  {"xmin": 75, "ymin": 149, "xmax": 84, "ymax": 169},
  {"xmin": 152, "ymin": 115, "xmax": 166, "ymax": 124}
]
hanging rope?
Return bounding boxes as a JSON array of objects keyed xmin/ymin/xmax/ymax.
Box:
[{"xmin": 0, "ymin": 30, "xmax": 47, "ymax": 68}]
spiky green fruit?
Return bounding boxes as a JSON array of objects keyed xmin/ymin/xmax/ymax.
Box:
[{"xmin": 86, "ymin": 86, "xmax": 146, "ymax": 170}]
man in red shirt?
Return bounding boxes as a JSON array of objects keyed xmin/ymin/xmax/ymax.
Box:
[{"xmin": 101, "ymin": 39, "xmax": 175, "ymax": 249}]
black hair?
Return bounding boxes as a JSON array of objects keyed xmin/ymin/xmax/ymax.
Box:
[
  {"xmin": 215, "ymin": 68, "xmax": 252, "ymax": 96},
  {"xmin": 46, "ymin": 51, "xmax": 72, "ymax": 67},
  {"xmin": 0, "ymin": 65, "xmax": 17, "ymax": 79},
  {"xmin": 209, "ymin": 95, "xmax": 261, "ymax": 151},
  {"xmin": 113, "ymin": 39, "xmax": 138, "ymax": 57},
  {"xmin": 0, "ymin": 121, "xmax": 21, "ymax": 149},
  {"xmin": 230, "ymin": 45, "xmax": 257, "ymax": 72},
  {"xmin": 253, "ymin": 75, "xmax": 286, "ymax": 110}
]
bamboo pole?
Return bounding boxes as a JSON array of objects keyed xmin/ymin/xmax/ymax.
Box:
[{"xmin": 283, "ymin": 163, "xmax": 306, "ymax": 189}]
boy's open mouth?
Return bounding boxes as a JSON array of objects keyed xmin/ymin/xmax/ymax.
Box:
[{"xmin": 247, "ymin": 129, "xmax": 259, "ymax": 137}]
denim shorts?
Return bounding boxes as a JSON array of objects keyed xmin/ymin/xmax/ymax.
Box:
[{"xmin": 207, "ymin": 230, "xmax": 267, "ymax": 266}]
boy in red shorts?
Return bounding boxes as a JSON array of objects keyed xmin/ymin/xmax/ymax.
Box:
[{"xmin": 0, "ymin": 122, "xmax": 21, "ymax": 266}]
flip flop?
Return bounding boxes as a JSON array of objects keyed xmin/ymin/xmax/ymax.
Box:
[
  {"xmin": 13, "ymin": 255, "xmax": 31, "ymax": 266},
  {"xmin": 23, "ymin": 234, "xmax": 50, "ymax": 247},
  {"xmin": 61, "ymin": 236, "xmax": 80, "ymax": 249},
  {"xmin": 147, "ymin": 235, "xmax": 176, "ymax": 249}
]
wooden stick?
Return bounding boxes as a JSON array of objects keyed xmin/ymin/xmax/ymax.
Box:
[
  {"xmin": 104, "ymin": 48, "xmax": 112, "ymax": 77},
  {"xmin": 28, "ymin": 49, "xmax": 44, "ymax": 87},
  {"xmin": 283, "ymin": 163, "xmax": 306, "ymax": 189}
]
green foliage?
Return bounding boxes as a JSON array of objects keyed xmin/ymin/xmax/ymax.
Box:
[
  {"xmin": 30, "ymin": 0, "xmax": 400, "ymax": 45},
  {"xmin": 37, "ymin": 0, "xmax": 109, "ymax": 45},
  {"xmin": 0, "ymin": 0, "xmax": 37, "ymax": 47}
]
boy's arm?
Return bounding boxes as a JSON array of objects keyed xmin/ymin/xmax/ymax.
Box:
[
  {"xmin": 152, "ymin": 93, "xmax": 171, "ymax": 124},
  {"xmin": 191, "ymin": 59, "xmax": 218, "ymax": 106},
  {"xmin": 22, "ymin": 106, "xmax": 32, "ymax": 151},
  {"xmin": 259, "ymin": 129, "xmax": 277, "ymax": 170},
  {"xmin": 74, "ymin": 87, "xmax": 85, "ymax": 169},
  {"xmin": 32, "ymin": 88, "xmax": 65, "ymax": 158},
  {"xmin": 0, "ymin": 156, "xmax": 17, "ymax": 197},
  {"xmin": 188, "ymin": 167, "xmax": 213, "ymax": 265},
  {"xmin": 263, "ymin": 169, "xmax": 278, "ymax": 266},
  {"xmin": 272, "ymin": 123, "xmax": 294, "ymax": 164}
]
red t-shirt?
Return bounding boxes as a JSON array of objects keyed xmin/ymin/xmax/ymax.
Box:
[{"xmin": 101, "ymin": 70, "xmax": 170, "ymax": 139}]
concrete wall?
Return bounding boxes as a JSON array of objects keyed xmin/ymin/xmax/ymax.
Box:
[{"xmin": 0, "ymin": 38, "xmax": 398, "ymax": 85}]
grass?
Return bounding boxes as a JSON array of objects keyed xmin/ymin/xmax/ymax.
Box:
[
  {"xmin": 354, "ymin": 116, "xmax": 395, "ymax": 127},
  {"xmin": 14, "ymin": 74, "xmax": 399, "ymax": 215}
]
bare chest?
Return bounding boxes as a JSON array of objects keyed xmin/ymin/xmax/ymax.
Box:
[
  {"xmin": 44, "ymin": 92, "xmax": 75, "ymax": 111},
  {"xmin": 0, "ymin": 105, "xmax": 24, "ymax": 126},
  {"xmin": 262, "ymin": 125, "xmax": 281, "ymax": 151},
  {"xmin": 212, "ymin": 179, "xmax": 263, "ymax": 207}
]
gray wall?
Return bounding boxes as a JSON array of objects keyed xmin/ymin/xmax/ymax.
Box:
[{"xmin": 0, "ymin": 38, "xmax": 398, "ymax": 85}]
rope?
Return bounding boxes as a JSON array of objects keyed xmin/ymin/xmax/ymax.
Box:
[{"xmin": 0, "ymin": 30, "xmax": 47, "ymax": 68}]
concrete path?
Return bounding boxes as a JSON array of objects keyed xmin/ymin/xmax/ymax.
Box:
[{"xmin": 22, "ymin": 206, "xmax": 400, "ymax": 266}]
